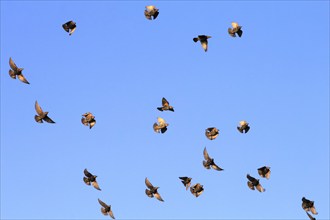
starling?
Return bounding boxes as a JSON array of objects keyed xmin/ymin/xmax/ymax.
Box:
[
  {"xmin": 228, "ymin": 22, "xmax": 243, "ymax": 37},
  {"xmin": 205, "ymin": 127, "xmax": 219, "ymax": 140},
  {"xmin": 145, "ymin": 177, "xmax": 164, "ymax": 202},
  {"xmin": 83, "ymin": 168, "xmax": 101, "ymax": 191},
  {"xmin": 237, "ymin": 120, "xmax": 250, "ymax": 133},
  {"xmin": 62, "ymin": 20, "xmax": 76, "ymax": 35},
  {"xmin": 98, "ymin": 198, "xmax": 115, "ymax": 219},
  {"xmin": 247, "ymin": 174, "xmax": 265, "ymax": 192},
  {"xmin": 190, "ymin": 183, "xmax": 204, "ymax": 197},
  {"xmin": 203, "ymin": 147, "xmax": 223, "ymax": 171},
  {"xmin": 81, "ymin": 112, "xmax": 96, "ymax": 129},
  {"xmin": 258, "ymin": 166, "xmax": 271, "ymax": 179},
  {"xmin": 144, "ymin": 5, "xmax": 159, "ymax": 20},
  {"xmin": 157, "ymin": 97, "xmax": 174, "ymax": 112},
  {"xmin": 179, "ymin": 177, "xmax": 192, "ymax": 190},
  {"xmin": 302, "ymin": 197, "xmax": 318, "ymax": 215},
  {"xmin": 193, "ymin": 35, "xmax": 211, "ymax": 52},
  {"xmin": 34, "ymin": 101, "xmax": 55, "ymax": 123},
  {"xmin": 153, "ymin": 117, "xmax": 168, "ymax": 134},
  {"xmin": 9, "ymin": 57, "xmax": 29, "ymax": 84}
]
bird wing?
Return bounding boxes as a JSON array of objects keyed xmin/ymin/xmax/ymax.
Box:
[
  {"xmin": 256, "ymin": 184, "xmax": 265, "ymax": 192},
  {"xmin": 100, "ymin": 207, "xmax": 108, "ymax": 216},
  {"xmin": 89, "ymin": 120, "xmax": 96, "ymax": 129},
  {"xmin": 145, "ymin": 177, "xmax": 154, "ymax": 189},
  {"xmin": 81, "ymin": 118, "xmax": 89, "ymax": 126},
  {"xmin": 162, "ymin": 97, "xmax": 169, "ymax": 107},
  {"xmin": 9, "ymin": 70, "xmax": 16, "ymax": 79},
  {"xmin": 265, "ymin": 169, "xmax": 271, "ymax": 179},
  {"xmin": 98, "ymin": 198, "xmax": 109, "ymax": 209},
  {"xmin": 157, "ymin": 117, "xmax": 166, "ymax": 126},
  {"xmin": 228, "ymin": 28, "xmax": 236, "ymax": 37},
  {"xmin": 232, "ymin": 22, "xmax": 239, "ymax": 29},
  {"xmin": 35, "ymin": 101, "xmax": 43, "ymax": 115},
  {"xmin": 247, "ymin": 181, "xmax": 255, "ymax": 190},
  {"xmin": 160, "ymin": 126, "xmax": 167, "ymax": 134},
  {"xmin": 154, "ymin": 192, "xmax": 164, "ymax": 202},
  {"xmin": 246, "ymin": 174, "xmax": 257, "ymax": 183},
  {"xmin": 211, "ymin": 163, "xmax": 224, "ymax": 171},
  {"xmin": 306, "ymin": 212, "xmax": 316, "ymax": 220},
  {"xmin": 109, "ymin": 209, "xmax": 115, "ymax": 219},
  {"xmin": 17, "ymin": 74, "xmax": 30, "ymax": 84},
  {"xmin": 236, "ymin": 29, "xmax": 243, "ymax": 37},
  {"xmin": 62, "ymin": 23, "xmax": 70, "ymax": 32},
  {"xmin": 43, "ymin": 116, "xmax": 55, "ymax": 124},
  {"xmin": 9, "ymin": 57, "xmax": 18, "ymax": 71},
  {"xmin": 201, "ymin": 40, "xmax": 208, "ymax": 52},
  {"xmin": 92, "ymin": 181, "xmax": 101, "ymax": 190},
  {"xmin": 145, "ymin": 189, "xmax": 153, "ymax": 198},
  {"xmin": 84, "ymin": 169, "xmax": 93, "ymax": 178},
  {"xmin": 146, "ymin": 5, "xmax": 155, "ymax": 11},
  {"xmin": 83, "ymin": 177, "xmax": 91, "ymax": 185},
  {"xmin": 203, "ymin": 147, "xmax": 211, "ymax": 160},
  {"xmin": 153, "ymin": 123, "xmax": 160, "ymax": 133},
  {"xmin": 69, "ymin": 27, "xmax": 76, "ymax": 36},
  {"xmin": 310, "ymin": 206, "xmax": 318, "ymax": 215}
]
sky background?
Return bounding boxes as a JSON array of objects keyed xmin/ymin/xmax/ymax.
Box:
[{"xmin": 1, "ymin": 1, "xmax": 329, "ymax": 219}]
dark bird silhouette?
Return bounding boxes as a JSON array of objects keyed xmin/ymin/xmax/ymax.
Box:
[
  {"xmin": 205, "ymin": 127, "xmax": 219, "ymax": 140},
  {"xmin": 62, "ymin": 20, "xmax": 76, "ymax": 35},
  {"xmin": 306, "ymin": 212, "xmax": 316, "ymax": 220},
  {"xmin": 179, "ymin": 177, "xmax": 192, "ymax": 190},
  {"xmin": 203, "ymin": 147, "xmax": 223, "ymax": 171},
  {"xmin": 9, "ymin": 57, "xmax": 29, "ymax": 84},
  {"xmin": 153, "ymin": 117, "xmax": 168, "ymax": 133},
  {"xmin": 81, "ymin": 112, "xmax": 96, "ymax": 129},
  {"xmin": 302, "ymin": 197, "xmax": 318, "ymax": 215},
  {"xmin": 145, "ymin": 177, "xmax": 164, "ymax": 202},
  {"xmin": 98, "ymin": 198, "xmax": 115, "ymax": 219},
  {"xmin": 237, "ymin": 120, "xmax": 250, "ymax": 133},
  {"xmin": 228, "ymin": 22, "xmax": 243, "ymax": 37},
  {"xmin": 144, "ymin": 5, "xmax": 159, "ymax": 20},
  {"xmin": 190, "ymin": 183, "xmax": 204, "ymax": 197},
  {"xmin": 193, "ymin": 35, "xmax": 211, "ymax": 52},
  {"xmin": 258, "ymin": 166, "xmax": 271, "ymax": 179},
  {"xmin": 247, "ymin": 174, "xmax": 265, "ymax": 192},
  {"xmin": 83, "ymin": 169, "xmax": 101, "ymax": 190},
  {"xmin": 157, "ymin": 97, "xmax": 174, "ymax": 112},
  {"xmin": 34, "ymin": 101, "xmax": 55, "ymax": 123}
]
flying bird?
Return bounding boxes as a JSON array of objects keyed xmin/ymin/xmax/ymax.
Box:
[
  {"xmin": 203, "ymin": 147, "xmax": 223, "ymax": 171},
  {"xmin": 81, "ymin": 112, "xmax": 96, "ymax": 129},
  {"xmin": 157, "ymin": 97, "xmax": 174, "ymax": 112},
  {"xmin": 144, "ymin": 5, "xmax": 159, "ymax": 20},
  {"xmin": 306, "ymin": 212, "xmax": 316, "ymax": 220},
  {"xmin": 98, "ymin": 198, "xmax": 115, "ymax": 219},
  {"xmin": 237, "ymin": 120, "xmax": 250, "ymax": 133},
  {"xmin": 258, "ymin": 166, "xmax": 271, "ymax": 179},
  {"xmin": 190, "ymin": 183, "xmax": 204, "ymax": 197},
  {"xmin": 9, "ymin": 57, "xmax": 29, "ymax": 84},
  {"xmin": 228, "ymin": 22, "xmax": 243, "ymax": 37},
  {"xmin": 34, "ymin": 101, "xmax": 55, "ymax": 123},
  {"xmin": 193, "ymin": 35, "xmax": 211, "ymax": 52},
  {"xmin": 205, "ymin": 127, "xmax": 219, "ymax": 140},
  {"xmin": 62, "ymin": 20, "xmax": 76, "ymax": 35},
  {"xmin": 179, "ymin": 177, "xmax": 192, "ymax": 190},
  {"xmin": 247, "ymin": 174, "xmax": 265, "ymax": 192},
  {"xmin": 145, "ymin": 177, "xmax": 164, "ymax": 202},
  {"xmin": 302, "ymin": 197, "xmax": 318, "ymax": 215},
  {"xmin": 153, "ymin": 117, "xmax": 169, "ymax": 133},
  {"xmin": 83, "ymin": 169, "xmax": 101, "ymax": 191}
]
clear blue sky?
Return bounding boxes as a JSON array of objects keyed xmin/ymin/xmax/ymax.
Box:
[{"xmin": 1, "ymin": 1, "xmax": 329, "ymax": 219}]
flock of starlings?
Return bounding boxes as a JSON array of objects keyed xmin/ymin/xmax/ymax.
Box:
[{"xmin": 7, "ymin": 5, "xmax": 319, "ymax": 220}]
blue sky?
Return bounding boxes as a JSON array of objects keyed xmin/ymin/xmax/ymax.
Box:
[{"xmin": 1, "ymin": 1, "xmax": 329, "ymax": 219}]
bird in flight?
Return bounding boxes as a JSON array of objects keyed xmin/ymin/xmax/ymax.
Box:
[
  {"xmin": 190, "ymin": 183, "xmax": 204, "ymax": 197},
  {"xmin": 179, "ymin": 177, "xmax": 192, "ymax": 190},
  {"xmin": 98, "ymin": 198, "xmax": 115, "ymax": 219},
  {"xmin": 145, "ymin": 177, "xmax": 164, "ymax": 202},
  {"xmin": 258, "ymin": 166, "xmax": 271, "ymax": 179},
  {"xmin": 81, "ymin": 112, "xmax": 96, "ymax": 129},
  {"xmin": 34, "ymin": 101, "xmax": 55, "ymax": 124},
  {"xmin": 203, "ymin": 147, "xmax": 224, "ymax": 171},
  {"xmin": 157, "ymin": 97, "xmax": 174, "ymax": 112},
  {"xmin": 144, "ymin": 5, "xmax": 159, "ymax": 20},
  {"xmin": 205, "ymin": 127, "xmax": 219, "ymax": 140},
  {"xmin": 246, "ymin": 174, "xmax": 265, "ymax": 192},
  {"xmin": 83, "ymin": 168, "xmax": 101, "ymax": 191},
  {"xmin": 228, "ymin": 22, "xmax": 243, "ymax": 37},
  {"xmin": 193, "ymin": 35, "xmax": 211, "ymax": 52},
  {"xmin": 9, "ymin": 57, "xmax": 29, "ymax": 84},
  {"xmin": 62, "ymin": 20, "xmax": 76, "ymax": 36},
  {"xmin": 302, "ymin": 197, "xmax": 318, "ymax": 215},
  {"xmin": 237, "ymin": 120, "xmax": 250, "ymax": 133},
  {"xmin": 153, "ymin": 117, "xmax": 169, "ymax": 134}
]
